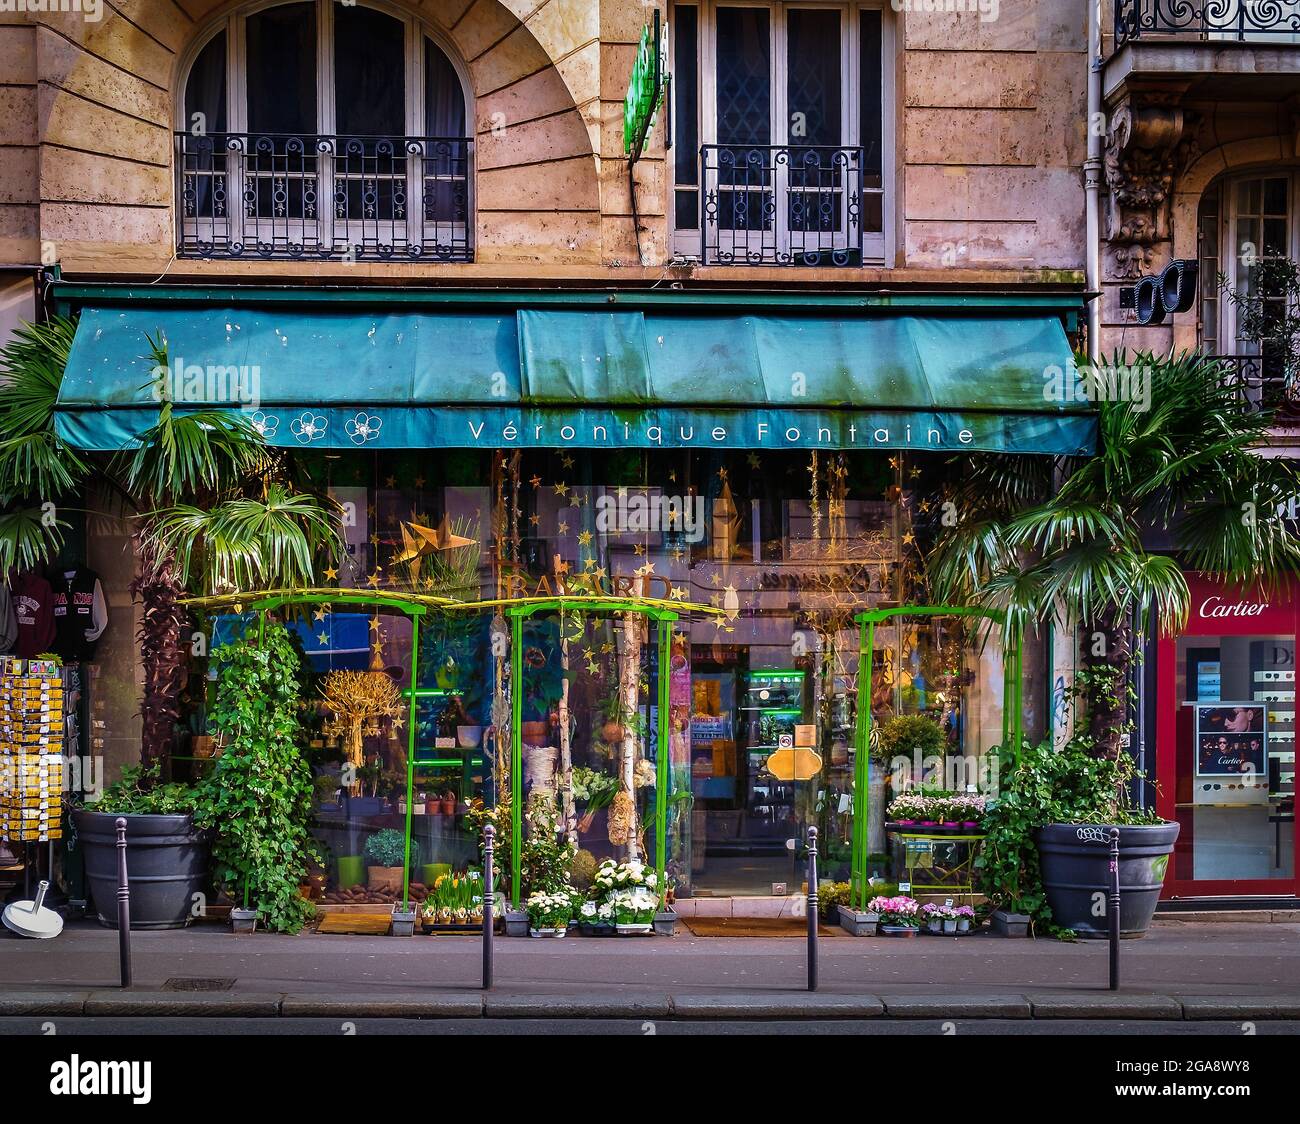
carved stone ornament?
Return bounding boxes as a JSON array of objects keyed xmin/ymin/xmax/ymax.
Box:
[{"xmin": 1103, "ymin": 99, "xmax": 1200, "ymax": 280}]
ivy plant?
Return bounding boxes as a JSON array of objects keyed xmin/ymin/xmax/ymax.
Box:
[
  {"xmin": 201, "ymin": 621, "xmax": 318, "ymax": 933},
  {"xmin": 977, "ymin": 735, "xmax": 1162, "ymax": 937}
]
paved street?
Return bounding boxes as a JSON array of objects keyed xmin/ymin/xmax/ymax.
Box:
[{"xmin": 2, "ymin": 918, "xmax": 1297, "ymax": 1026}]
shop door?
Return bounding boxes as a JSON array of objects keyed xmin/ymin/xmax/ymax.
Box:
[{"xmin": 1157, "ymin": 574, "xmax": 1298, "ymax": 897}]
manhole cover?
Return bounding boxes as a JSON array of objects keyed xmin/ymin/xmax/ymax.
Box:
[{"xmin": 162, "ymin": 977, "xmax": 236, "ymax": 991}]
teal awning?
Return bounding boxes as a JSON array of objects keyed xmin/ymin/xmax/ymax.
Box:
[{"xmin": 54, "ymin": 305, "xmax": 1093, "ymax": 455}]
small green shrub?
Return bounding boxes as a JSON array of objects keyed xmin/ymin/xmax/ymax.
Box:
[{"xmin": 364, "ymin": 829, "xmax": 407, "ymax": 868}]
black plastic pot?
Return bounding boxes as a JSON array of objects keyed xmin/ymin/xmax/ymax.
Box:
[
  {"xmin": 1035, "ymin": 821, "xmax": 1180, "ymax": 938},
  {"xmin": 73, "ymin": 809, "xmax": 210, "ymax": 930}
]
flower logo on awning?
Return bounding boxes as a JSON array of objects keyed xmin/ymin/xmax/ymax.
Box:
[
  {"xmin": 345, "ymin": 412, "xmax": 382, "ymax": 445},
  {"xmin": 250, "ymin": 411, "xmax": 279, "ymax": 439},
  {"xmin": 290, "ymin": 412, "xmax": 327, "ymax": 443}
]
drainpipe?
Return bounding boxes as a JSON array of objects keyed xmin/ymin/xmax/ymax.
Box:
[{"xmin": 1084, "ymin": 0, "xmax": 1104, "ymax": 363}]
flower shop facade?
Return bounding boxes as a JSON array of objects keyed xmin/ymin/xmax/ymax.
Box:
[{"xmin": 50, "ymin": 282, "xmax": 1091, "ymax": 903}]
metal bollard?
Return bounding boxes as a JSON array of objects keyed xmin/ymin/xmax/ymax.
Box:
[
  {"xmin": 482, "ymin": 824, "xmax": 494, "ymax": 991},
  {"xmin": 806, "ymin": 827, "xmax": 819, "ymax": 992},
  {"xmin": 1108, "ymin": 827, "xmax": 1120, "ymax": 991},
  {"xmin": 115, "ymin": 817, "xmax": 131, "ymax": 988}
]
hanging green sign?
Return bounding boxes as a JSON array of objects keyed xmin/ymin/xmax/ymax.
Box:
[{"xmin": 623, "ymin": 11, "xmax": 665, "ymax": 162}]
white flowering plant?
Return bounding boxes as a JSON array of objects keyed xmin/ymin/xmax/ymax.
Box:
[
  {"xmin": 591, "ymin": 858, "xmax": 658, "ymax": 895},
  {"xmin": 609, "ymin": 887, "xmax": 657, "ymax": 926},
  {"xmin": 525, "ymin": 890, "xmax": 575, "ymax": 930}
]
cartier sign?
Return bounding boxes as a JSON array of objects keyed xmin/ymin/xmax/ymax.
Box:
[{"xmin": 1197, "ymin": 596, "xmax": 1268, "ymax": 619}]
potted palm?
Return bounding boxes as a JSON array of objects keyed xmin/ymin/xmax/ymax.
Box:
[{"xmin": 932, "ymin": 351, "xmax": 1300, "ymax": 937}]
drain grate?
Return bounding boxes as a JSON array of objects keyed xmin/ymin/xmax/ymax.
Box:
[{"xmin": 162, "ymin": 977, "xmax": 236, "ymax": 992}]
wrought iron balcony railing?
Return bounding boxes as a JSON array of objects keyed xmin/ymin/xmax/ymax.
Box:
[
  {"xmin": 700, "ymin": 144, "xmax": 868, "ymax": 267},
  {"xmin": 1211, "ymin": 352, "xmax": 1300, "ymax": 414},
  {"xmin": 1116, "ymin": 1, "xmax": 1300, "ymax": 46},
  {"xmin": 176, "ymin": 132, "xmax": 473, "ymax": 262}
]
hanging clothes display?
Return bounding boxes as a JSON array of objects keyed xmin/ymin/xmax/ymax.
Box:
[
  {"xmin": 0, "ymin": 583, "xmax": 16, "ymax": 653},
  {"xmin": 11, "ymin": 570, "xmax": 55, "ymax": 659},
  {"xmin": 51, "ymin": 565, "xmax": 107, "ymax": 663}
]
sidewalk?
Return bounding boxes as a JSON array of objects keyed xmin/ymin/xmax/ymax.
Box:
[{"xmin": 2, "ymin": 918, "xmax": 1298, "ymax": 1020}]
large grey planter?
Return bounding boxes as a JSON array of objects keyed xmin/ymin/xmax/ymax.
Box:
[
  {"xmin": 504, "ymin": 909, "xmax": 529, "ymax": 937},
  {"xmin": 73, "ymin": 809, "xmax": 210, "ymax": 930},
  {"xmin": 837, "ymin": 904, "xmax": 880, "ymax": 936},
  {"xmin": 1036, "ymin": 821, "xmax": 1180, "ymax": 938},
  {"xmin": 390, "ymin": 907, "xmax": 417, "ymax": 937},
  {"xmin": 653, "ymin": 909, "xmax": 677, "ymax": 936},
  {"xmin": 230, "ymin": 907, "xmax": 258, "ymax": 934}
]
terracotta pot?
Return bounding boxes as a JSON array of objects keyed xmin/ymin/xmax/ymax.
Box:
[{"xmin": 522, "ymin": 720, "xmax": 548, "ymax": 743}]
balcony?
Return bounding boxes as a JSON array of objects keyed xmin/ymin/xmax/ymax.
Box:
[
  {"xmin": 1116, "ymin": 1, "xmax": 1300, "ymax": 44},
  {"xmin": 699, "ymin": 144, "xmax": 871, "ymax": 267},
  {"xmin": 1213, "ymin": 353, "xmax": 1300, "ymax": 415},
  {"xmin": 175, "ymin": 132, "xmax": 473, "ymax": 262}
]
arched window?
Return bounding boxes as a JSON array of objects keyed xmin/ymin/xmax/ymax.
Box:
[{"xmin": 177, "ymin": 1, "xmax": 472, "ymax": 261}]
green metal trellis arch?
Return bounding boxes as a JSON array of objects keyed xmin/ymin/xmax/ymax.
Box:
[{"xmin": 851, "ymin": 605, "xmax": 1022, "ymax": 910}]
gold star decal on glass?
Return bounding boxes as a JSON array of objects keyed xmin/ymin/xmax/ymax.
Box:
[
  {"xmin": 369, "ymin": 617, "xmax": 381, "ymax": 632},
  {"xmin": 367, "ymin": 570, "xmax": 383, "ymax": 588},
  {"xmin": 561, "ymin": 454, "xmax": 575, "ymax": 469},
  {"xmin": 710, "ymin": 572, "xmax": 722, "ymax": 586},
  {"xmin": 385, "ymin": 476, "xmax": 396, "ymax": 488},
  {"xmin": 529, "ymin": 475, "xmax": 542, "ymax": 488},
  {"xmin": 414, "ymin": 476, "xmax": 426, "ymax": 489},
  {"xmin": 313, "ymin": 607, "xmax": 328, "ymax": 623},
  {"xmin": 670, "ymin": 586, "xmax": 688, "ymax": 601},
  {"xmin": 633, "ymin": 543, "xmax": 645, "ymax": 556},
  {"xmin": 747, "ymin": 453, "xmax": 761, "ymax": 469},
  {"xmin": 902, "ymin": 532, "xmax": 915, "ymax": 545},
  {"xmin": 323, "ymin": 566, "xmax": 338, "ymax": 581},
  {"xmin": 529, "ymin": 514, "xmax": 540, "ymax": 526},
  {"xmin": 671, "ymin": 548, "xmax": 685, "ymax": 562},
  {"xmin": 558, "ymin": 521, "xmax": 569, "ymax": 536},
  {"xmin": 578, "ymin": 529, "xmax": 593, "ymax": 546},
  {"xmin": 317, "ymin": 632, "xmax": 329, "ymax": 646},
  {"xmin": 554, "ymin": 482, "xmax": 569, "ymax": 497}
]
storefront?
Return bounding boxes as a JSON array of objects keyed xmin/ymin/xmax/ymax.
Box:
[
  {"xmin": 49, "ymin": 283, "xmax": 1090, "ymax": 902},
  {"xmin": 1157, "ymin": 572, "xmax": 1298, "ymax": 898}
]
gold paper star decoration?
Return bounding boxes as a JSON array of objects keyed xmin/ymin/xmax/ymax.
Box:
[
  {"xmin": 558, "ymin": 521, "xmax": 570, "ymax": 536},
  {"xmin": 633, "ymin": 543, "xmax": 645, "ymax": 556},
  {"xmin": 561, "ymin": 454, "xmax": 575, "ymax": 469},
  {"xmin": 313, "ymin": 607, "xmax": 328, "ymax": 623},
  {"xmin": 529, "ymin": 475, "xmax": 542, "ymax": 488},
  {"xmin": 369, "ymin": 617, "xmax": 381, "ymax": 633},
  {"xmin": 529, "ymin": 513, "xmax": 540, "ymax": 527},
  {"xmin": 578, "ymin": 529, "xmax": 593, "ymax": 546},
  {"xmin": 902, "ymin": 532, "xmax": 915, "ymax": 546},
  {"xmin": 323, "ymin": 565, "xmax": 338, "ymax": 581},
  {"xmin": 671, "ymin": 548, "xmax": 686, "ymax": 562},
  {"xmin": 391, "ymin": 514, "xmax": 477, "ymax": 566},
  {"xmin": 747, "ymin": 453, "xmax": 761, "ymax": 469},
  {"xmin": 888, "ymin": 457, "xmax": 901, "ymax": 471},
  {"xmin": 670, "ymin": 586, "xmax": 688, "ymax": 601},
  {"xmin": 553, "ymin": 482, "xmax": 569, "ymax": 497},
  {"xmin": 367, "ymin": 570, "xmax": 383, "ymax": 588},
  {"xmin": 414, "ymin": 475, "xmax": 426, "ymax": 489},
  {"xmin": 317, "ymin": 632, "xmax": 329, "ymax": 646},
  {"xmin": 385, "ymin": 475, "xmax": 397, "ymax": 488}
]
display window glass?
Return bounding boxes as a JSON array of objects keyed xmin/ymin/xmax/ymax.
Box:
[{"xmin": 1159, "ymin": 575, "xmax": 1298, "ymax": 896}]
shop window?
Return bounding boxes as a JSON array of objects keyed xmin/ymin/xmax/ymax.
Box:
[
  {"xmin": 670, "ymin": 1, "xmax": 892, "ymax": 265},
  {"xmin": 176, "ymin": 0, "xmax": 472, "ymax": 262},
  {"xmin": 1172, "ymin": 632, "xmax": 1295, "ymax": 885}
]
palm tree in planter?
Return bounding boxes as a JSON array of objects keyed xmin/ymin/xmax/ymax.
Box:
[
  {"xmin": 929, "ymin": 350, "xmax": 1300, "ymax": 935},
  {"xmin": 1, "ymin": 317, "xmax": 342, "ymax": 928}
]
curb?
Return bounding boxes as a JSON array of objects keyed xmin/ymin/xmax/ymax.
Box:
[{"xmin": 2, "ymin": 990, "xmax": 1299, "ymax": 1020}]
